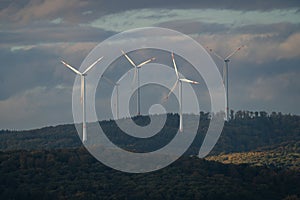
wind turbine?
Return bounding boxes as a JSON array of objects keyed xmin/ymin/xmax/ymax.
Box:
[
  {"xmin": 61, "ymin": 56, "xmax": 103, "ymax": 143},
  {"xmin": 121, "ymin": 50, "xmax": 155, "ymax": 116},
  {"xmin": 164, "ymin": 52, "xmax": 199, "ymax": 132},
  {"xmin": 206, "ymin": 45, "xmax": 244, "ymax": 121},
  {"xmin": 101, "ymin": 75, "xmax": 120, "ymax": 119}
]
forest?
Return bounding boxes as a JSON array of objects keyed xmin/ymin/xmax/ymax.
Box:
[{"xmin": 0, "ymin": 110, "xmax": 299, "ymax": 199}]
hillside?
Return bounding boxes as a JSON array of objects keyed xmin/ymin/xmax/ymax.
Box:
[
  {"xmin": 1, "ymin": 111, "xmax": 300, "ymax": 199},
  {"xmin": 0, "ymin": 148, "xmax": 299, "ymax": 200},
  {"xmin": 206, "ymin": 140, "xmax": 300, "ymax": 169},
  {"xmin": 0, "ymin": 111, "xmax": 299, "ymax": 156}
]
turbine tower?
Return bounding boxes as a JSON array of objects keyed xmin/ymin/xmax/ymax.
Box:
[
  {"xmin": 206, "ymin": 45, "xmax": 244, "ymax": 121},
  {"xmin": 102, "ymin": 75, "xmax": 120, "ymax": 119},
  {"xmin": 121, "ymin": 50, "xmax": 155, "ymax": 116},
  {"xmin": 61, "ymin": 57, "xmax": 103, "ymax": 143},
  {"xmin": 164, "ymin": 53, "xmax": 199, "ymax": 132}
]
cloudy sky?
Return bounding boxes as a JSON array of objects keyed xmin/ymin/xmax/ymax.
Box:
[{"xmin": 0, "ymin": 0, "xmax": 300, "ymax": 130}]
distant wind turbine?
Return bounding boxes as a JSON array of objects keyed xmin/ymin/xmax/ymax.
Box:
[
  {"xmin": 121, "ymin": 50, "xmax": 155, "ymax": 116},
  {"xmin": 206, "ymin": 45, "xmax": 244, "ymax": 121},
  {"xmin": 101, "ymin": 75, "xmax": 120, "ymax": 119},
  {"xmin": 61, "ymin": 57, "xmax": 103, "ymax": 143},
  {"xmin": 164, "ymin": 52, "xmax": 199, "ymax": 132}
]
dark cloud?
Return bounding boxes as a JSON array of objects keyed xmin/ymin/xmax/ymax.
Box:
[
  {"xmin": 232, "ymin": 23, "xmax": 300, "ymax": 38},
  {"xmin": 67, "ymin": 0, "xmax": 300, "ymax": 15},
  {"xmin": 1, "ymin": 0, "xmax": 299, "ymax": 27},
  {"xmin": 201, "ymin": 56, "xmax": 300, "ymax": 115},
  {"xmin": 157, "ymin": 20, "xmax": 229, "ymax": 35},
  {"xmin": 0, "ymin": 23, "xmax": 115, "ymax": 46},
  {"xmin": 0, "ymin": 48, "xmax": 59, "ymax": 100}
]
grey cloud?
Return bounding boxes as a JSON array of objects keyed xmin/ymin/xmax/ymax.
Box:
[
  {"xmin": 0, "ymin": 48, "xmax": 60, "ymax": 100},
  {"xmin": 0, "ymin": 0, "xmax": 89, "ymax": 27},
  {"xmin": 0, "ymin": 23, "xmax": 115, "ymax": 47},
  {"xmin": 55, "ymin": 0, "xmax": 300, "ymax": 14},
  {"xmin": 156, "ymin": 20, "xmax": 229, "ymax": 35},
  {"xmin": 1, "ymin": 0, "xmax": 300, "ymax": 28},
  {"xmin": 0, "ymin": 85, "xmax": 73, "ymax": 130},
  {"xmin": 0, "ymin": 42, "xmax": 98, "ymax": 102},
  {"xmin": 230, "ymin": 23, "xmax": 300, "ymax": 40},
  {"xmin": 232, "ymin": 71, "xmax": 300, "ymax": 114},
  {"xmin": 157, "ymin": 21, "xmax": 300, "ymax": 41},
  {"xmin": 216, "ymin": 55, "xmax": 300, "ymax": 112}
]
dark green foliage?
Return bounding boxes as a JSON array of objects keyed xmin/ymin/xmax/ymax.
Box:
[
  {"xmin": 207, "ymin": 111, "xmax": 300, "ymax": 155},
  {"xmin": 0, "ymin": 149, "xmax": 299, "ymax": 200},
  {"xmin": 0, "ymin": 124, "xmax": 80, "ymax": 151},
  {"xmin": 0, "ymin": 111, "xmax": 299, "ymax": 199},
  {"xmin": 0, "ymin": 111, "xmax": 299, "ymax": 156}
]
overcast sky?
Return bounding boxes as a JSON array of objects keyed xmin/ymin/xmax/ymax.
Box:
[{"xmin": 0, "ymin": 0, "xmax": 300, "ymax": 130}]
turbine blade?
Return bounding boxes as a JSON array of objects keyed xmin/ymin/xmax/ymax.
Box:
[
  {"xmin": 163, "ymin": 80, "xmax": 178, "ymax": 101},
  {"xmin": 225, "ymin": 45, "xmax": 245, "ymax": 60},
  {"xmin": 102, "ymin": 75, "xmax": 116, "ymax": 86},
  {"xmin": 121, "ymin": 50, "xmax": 137, "ymax": 68},
  {"xmin": 206, "ymin": 46, "xmax": 224, "ymax": 61},
  {"xmin": 83, "ymin": 56, "xmax": 103, "ymax": 74},
  {"xmin": 180, "ymin": 78, "xmax": 199, "ymax": 84},
  {"xmin": 61, "ymin": 60, "xmax": 82, "ymax": 75},
  {"xmin": 81, "ymin": 76, "xmax": 84, "ymax": 104},
  {"xmin": 137, "ymin": 57, "xmax": 155, "ymax": 68},
  {"xmin": 171, "ymin": 53, "xmax": 179, "ymax": 78}
]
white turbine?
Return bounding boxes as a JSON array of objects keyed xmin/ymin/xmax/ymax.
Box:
[
  {"xmin": 121, "ymin": 50, "xmax": 155, "ymax": 116},
  {"xmin": 206, "ymin": 45, "xmax": 244, "ymax": 121},
  {"xmin": 101, "ymin": 75, "xmax": 120, "ymax": 119},
  {"xmin": 164, "ymin": 52, "xmax": 199, "ymax": 132},
  {"xmin": 61, "ymin": 56, "xmax": 103, "ymax": 143}
]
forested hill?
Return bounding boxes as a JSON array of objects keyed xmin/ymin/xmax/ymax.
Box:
[
  {"xmin": 1, "ymin": 148, "xmax": 299, "ymax": 200},
  {"xmin": 0, "ymin": 111, "xmax": 299, "ymax": 156},
  {"xmin": 207, "ymin": 140, "xmax": 300, "ymax": 169},
  {"xmin": 1, "ymin": 111, "xmax": 299, "ymax": 200}
]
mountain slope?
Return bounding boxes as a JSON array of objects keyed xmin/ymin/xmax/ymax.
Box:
[
  {"xmin": 0, "ymin": 148, "xmax": 299, "ymax": 200},
  {"xmin": 206, "ymin": 140, "xmax": 300, "ymax": 169},
  {"xmin": 0, "ymin": 112, "xmax": 299, "ymax": 156}
]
